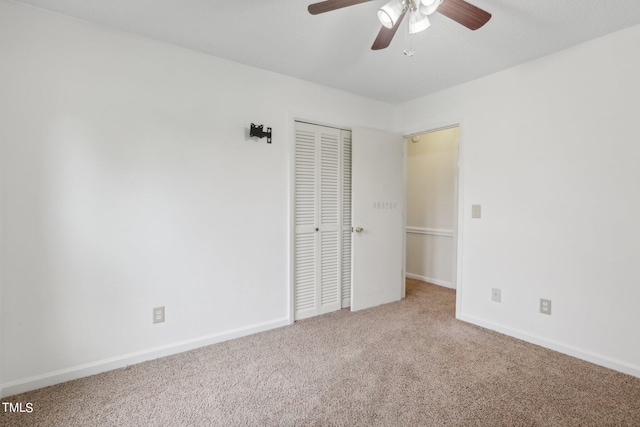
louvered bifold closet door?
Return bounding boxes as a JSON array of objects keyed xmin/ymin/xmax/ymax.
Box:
[
  {"xmin": 294, "ymin": 122, "xmax": 319, "ymax": 320},
  {"xmin": 341, "ymin": 130, "xmax": 352, "ymax": 308},
  {"xmin": 318, "ymin": 127, "xmax": 342, "ymax": 315},
  {"xmin": 294, "ymin": 121, "xmax": 345, "ymax": 320}
]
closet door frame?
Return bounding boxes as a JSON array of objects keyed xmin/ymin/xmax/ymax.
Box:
[{"xmin": 289, "ymin": 118, "xmax": 352, "ymax": 322}]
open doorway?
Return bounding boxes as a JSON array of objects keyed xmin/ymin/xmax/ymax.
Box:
[{"xmin": 405, "ymin": 126, "xmax": 459, "ymax": 290}]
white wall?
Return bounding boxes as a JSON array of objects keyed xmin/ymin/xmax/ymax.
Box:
[
  {"xmin": 406, "ymin": 128, "xmax": 458, "ymax": 288},
  {"xmin": 0, "ymin": 1, "xmax": 395, "ymax": 396},
  {"xmin": 397, "ymin": 24, "xmax": 640, "ymax": 377},
  {"xmin": 3, "ymin": 1, "xmax": 639, "ymax": 399}
]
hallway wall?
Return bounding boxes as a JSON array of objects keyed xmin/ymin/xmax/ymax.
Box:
[{"xmin": 406, "ymin": 128, "xmax": 458, "ymax": 289}]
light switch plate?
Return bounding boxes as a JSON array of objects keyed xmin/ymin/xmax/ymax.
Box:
[
  {"xmin": 492, "ymin": 288, "xmax": 501, "ymax": 303},
  {"xmin": 472, "ymin": 204, "xmax": 481, "ymax": 218}
]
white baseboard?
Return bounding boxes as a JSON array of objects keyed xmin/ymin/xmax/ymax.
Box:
[
  {"xmin": 1, "ymin": 317, "xmax": 290, "ymax": 398},
  {"xmin": 406, "ymin": 273, "xmax": 455, "ymax": 289},
  {"xmin": 459, "ymin": 313, "xmax": 640, "ymax": 379}
]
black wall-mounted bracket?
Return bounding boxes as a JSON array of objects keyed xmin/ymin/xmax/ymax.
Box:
[{"xmin": 250, "ymin": 123, "xmax": 272, "ymax": 144}]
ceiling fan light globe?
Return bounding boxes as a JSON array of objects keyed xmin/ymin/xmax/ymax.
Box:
[
  {"xmin": 377, "ymin": 10, "xmax": 394, "ymax": 29},
  {"xmin": 378, "ymin": 0, "xmax": 404, "ymax": 29},
  {"xmin": 409, "ymin": 11, "xmax": 431, "ymax": 34},
  {"xmin": 420, "ymin": 0, "xmax": 442, "ymax": 15}
]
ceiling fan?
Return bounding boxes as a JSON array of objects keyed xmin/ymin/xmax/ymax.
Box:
[{"xmin": 308, "ymin": 0, "xmax": 491, "ymax": 51}]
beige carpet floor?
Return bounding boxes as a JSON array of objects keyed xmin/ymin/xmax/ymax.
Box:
[{"xmin": 3, "ymin": 279, "xmax": 640, "ymax": 426}]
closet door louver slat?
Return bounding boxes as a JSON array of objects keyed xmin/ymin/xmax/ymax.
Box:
[
  {"xmin": 294, "ymin": 234, "xmax": 316, "ymax": 313},
  {"xmin": 341, "ymin": 131, "xmax": 352, "ymax": 308},
  {"xmin": 294, "ymin": 125, "xmax": 318, "ymax": 319},
  {"xmin": 318, "ymin": 129, "xmax": 341, "ymax": 314},
  {"xmin": 294, "ymin": 129, "xmax": 317, "ymax": 228}
]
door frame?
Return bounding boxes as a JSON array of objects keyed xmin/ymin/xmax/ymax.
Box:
[
  {"xmin": 287, "ymin": 114, "xmax": 357, "ymax": 324},
  {"xmin": 401, "ymin": 118, "xmax": 465, "ymax": 318},
  {"xmin": 288, "ymin": 115, "xmax": 457, "ymax": 322}
]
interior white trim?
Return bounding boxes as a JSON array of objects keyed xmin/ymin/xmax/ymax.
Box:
[
  {"xmin": 406, "ymin": 226, "xmax": 454, "ymax": 237},
  {"xmin": 287, "ymin": 113, "xmax": 296, "ymax": 325},
  {"xmin": 460, "ymin": 313, "xmax": 640, "ymax": 379},
  {"xmin": 454, "ymin": 122, "xmax": 464, "ymax": 316},
  {"xmin": 0, "ymin": 317, "xmax": 289, "ymax": 398},
  {"xmin": 401, "ymin": 139, "xmax": 407, "ymax": 299}
]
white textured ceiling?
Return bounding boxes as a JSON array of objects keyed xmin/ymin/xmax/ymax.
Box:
[{"xmin": 12, "ymin": 0, "xmax": 640, "ymax": 104}]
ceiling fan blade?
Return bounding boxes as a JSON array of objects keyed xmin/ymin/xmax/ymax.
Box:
[
  {"xmin": 308, "ymin": 0, "xmax": 372, "ymax": 15},
  {"xmin": 371, "ymin": 11, "xmax": 406, "ymax": 50},
  {"xmin": 437, "ymin": 0, "xmax": 491, "ymax": 30}
]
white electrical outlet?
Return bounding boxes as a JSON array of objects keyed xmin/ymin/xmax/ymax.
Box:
[
  {"xmin": 540, "ymin": 299, "xmax": 552, "ymax": 315},
  {"xmin": 153, "ymin": 306, "xmax": 165, "ymax": 323},
  {"xmin": 491, "ymin": 288, "xmax": 501, "ymax": 303}
]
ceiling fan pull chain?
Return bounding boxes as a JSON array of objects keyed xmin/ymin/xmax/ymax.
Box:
[{"xmin": 403, "ymin": 10, "xmax": 415, "ymax": 56}]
